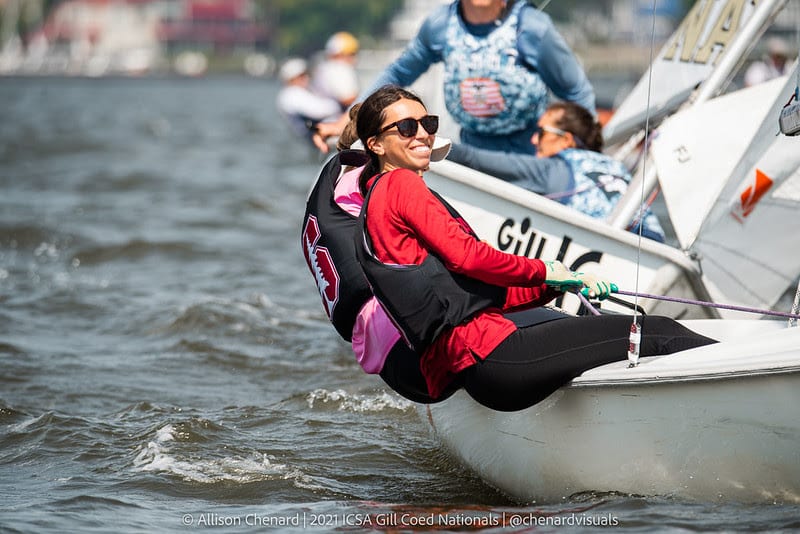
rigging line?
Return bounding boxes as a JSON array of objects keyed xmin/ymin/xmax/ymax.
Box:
[
  {"xmin": 536, "ymin": 0, "xmax": 553, "ymax": 12},
  {"xmin": 692, "ymin": 236, "xmax": 797, "ymax": 306},
  {"xmin": 615, "ymin": 289, "xmax": 800, "ymax": 320},
  {"xmin": 795, "ymin": 7, "xmax": 800, "ymax": 95},
  {"xmin": 544, "ymin": 177, "xmax": 618, "ymax": 200},
  {"xmin": 627, "ymin": 0, "xmax": 660, "ymax": 367},
  {"xmin": 697, "ymin": 237, "xmax": 792, "ymax": 279},
  {"xmin": 635, "ymin": 0, "xmax": 660, "ymax": 307},
  {"xmin": 575, "ymin": 291, "xmax": 602, "ymax": 316},
  {"xmin": 626, "ymin": 185, "xmax": 661, "ymax": 231},
  {"xmin": 790, "ymin": 280, "xmax": 800, "ymax": 327},
  {"xmin": 786, "ymin": 59, "xmax": 799, "ymax": 106}
]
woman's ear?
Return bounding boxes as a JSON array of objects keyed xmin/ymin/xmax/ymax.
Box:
[
  {"xmin": 564, "ymin": 131, "xmax": 577, "ymax": 149},
  {"xmin": 367, "ymin": 136, "xmax": 384, "ymax": 156}
]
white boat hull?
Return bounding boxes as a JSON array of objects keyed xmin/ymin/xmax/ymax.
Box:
[{"xmin": 422, "ymin": 320, "xmax": 800, "ymax": 503}]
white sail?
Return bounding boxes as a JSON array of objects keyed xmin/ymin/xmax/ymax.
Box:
[
  {"xmin": 653, "ymin": 61, "xmax": 800, "ymax": 311},
  {"xmin": 650, "ymin": 76, "xmax": 787, "ymax": 249},
  {"xmin": 604, "ymin": 0, "xmax": 785, "ymax": 146},
  {"xmin": 692, "ymin": 63, "xmax": 800, "ymax": 311}
]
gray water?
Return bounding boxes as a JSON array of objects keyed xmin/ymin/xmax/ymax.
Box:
[{"xmin": 1, "ymin": 77, "xmax": 797, "ymax": 533}]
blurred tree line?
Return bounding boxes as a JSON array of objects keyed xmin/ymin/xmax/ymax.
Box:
[
  {"xmin": 544, "ymin": 0, "xmax": 692, "ymax": 22},
  {"xmin": 264, "ymin": 0, "xmax": 404, "ymax": 58},
  {"xmin": 2, "ymin": 0, "xmax": 404, "ymax": 58},
  {"xmin": 3, "ymin": 0, "xmax": 695, "ymax": 57}
]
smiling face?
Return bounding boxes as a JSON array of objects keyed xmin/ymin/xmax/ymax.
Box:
[{"xmin": 367, "ymin": 98, "xmax": 435, "ymax": 174}]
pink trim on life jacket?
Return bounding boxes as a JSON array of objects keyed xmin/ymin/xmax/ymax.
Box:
[
  {"xmin": 333, "ymin": 164, "xmax": 399, "ymax": 374},
  {"xmin": 333, "ymin": 165, "xmax": 364, "ymax": 217},
  {"xmin": 352, "ymin": 298, "xmax": 402, "ymax": 374}
]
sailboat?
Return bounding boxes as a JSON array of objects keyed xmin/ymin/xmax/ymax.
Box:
[
  {"xmin": 419, "ymin": 0, "xmax": 800, "ymax": 503},
  {"xmin": 424, "ymin": 0, "xmax": 798, "ymax": 317},
  {"xmin": 423, "ymin": 318, "xmax": 800, "ymax": 503}
]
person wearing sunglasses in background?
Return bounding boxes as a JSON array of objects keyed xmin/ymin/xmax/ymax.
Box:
[
  {"xmin": 313, "ymin": 0, "xmax": 594, "ymax": 156},
  {"xmin": 350, "ymin": 85, "xmax": 715, "ymax": 411},
  {"xmin": 447, "ymin": 101, "xmax": 666, "ymax": 242}
]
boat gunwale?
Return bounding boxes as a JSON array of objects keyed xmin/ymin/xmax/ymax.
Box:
[
  {"xmin": 427, "ymin": 159, "xmax": 702, "ymax": 273},
  {"xmin": 568, "ymin": 363, "xmax": 800, "ymax": 388}
]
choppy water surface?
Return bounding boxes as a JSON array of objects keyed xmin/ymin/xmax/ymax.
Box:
[{"xmin": 1, "ymin": 77, "xmax": 797, "ymax": 533}]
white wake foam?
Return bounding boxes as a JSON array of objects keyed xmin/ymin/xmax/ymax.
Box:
[
  {"xmin": 306, "ymin": 389, "xmax": 414, "ymax": 413},
  {"xmin": 132, "ymin": 423, "xmax": 320, "ymax": 488}
]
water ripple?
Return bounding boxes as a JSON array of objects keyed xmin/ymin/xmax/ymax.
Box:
[
  {"xmin": 72, "ymin": 239, "xmax": 214, "ymax": 265},
  {"xmin": 0, "ymin": 224, "xmax": 75, "ymax": 250},
  {"xmin": 131, "ymin": 422, "xmax": 320, "ymax": 489}
]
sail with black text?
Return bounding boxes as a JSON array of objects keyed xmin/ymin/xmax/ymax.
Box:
[{"xmin": 604, "ymin": 0, "xmax": 787, "ymax": 146}]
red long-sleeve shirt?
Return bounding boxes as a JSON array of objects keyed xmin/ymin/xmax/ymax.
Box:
[{"xmin": 364, "ymin": 169, "xmax": 559, "ymax": 397}]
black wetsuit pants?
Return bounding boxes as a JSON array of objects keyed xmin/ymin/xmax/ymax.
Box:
[{"xmin": 380, "ymin": 311, "xmax": 716, "ymax": 410}]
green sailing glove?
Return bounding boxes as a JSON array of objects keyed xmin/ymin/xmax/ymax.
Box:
[
  {"xmin": 543, "ymin": 260, "xmax": 583, "ymax": 292},
  {"xmin": 575, "ymin": 272, "xmax": 618, "ymax": 300}
]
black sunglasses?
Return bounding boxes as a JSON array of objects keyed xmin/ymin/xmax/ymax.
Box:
[{"xmin": 378, "ymin": 115, "xmax": 439, "ymax": 138}]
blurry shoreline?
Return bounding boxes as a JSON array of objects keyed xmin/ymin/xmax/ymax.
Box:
[{"xmin": 0, "ymin": 42, "xmax": 656, "ymax": 78}]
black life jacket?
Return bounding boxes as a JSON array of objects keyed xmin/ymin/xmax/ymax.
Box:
[
  {"xmin": 301, "ymin": 150, "xmax": 372, "ymax": 341},
  {"xmin": 355, "ymin": 173, "xmax": 507, "ymax": 354}
]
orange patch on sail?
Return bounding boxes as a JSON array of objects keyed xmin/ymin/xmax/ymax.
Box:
[{"xmin": 732, "ymin": 169, "xmax": 774, "ymax": 221}]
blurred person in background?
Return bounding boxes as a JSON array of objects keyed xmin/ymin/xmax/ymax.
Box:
[
  {"xmin": 312, "ymin": 31, "xmax": 361, "ymax": 111},
  {"xmin": 276, "ymin": 57, "xmax": 342, "ymax": 144},
  {"xmin": 313, "ymin": 0, "xmax": 594, "ymax": 156},
  {"xmin": 447, "ymin": 101, "xmax": 665, "ymax": 241},
  {"xmin": 744, "ymin": 37, "xmax": 792, "ymax": 87}
]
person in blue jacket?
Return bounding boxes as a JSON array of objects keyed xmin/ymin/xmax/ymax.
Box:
[
  {"xmin": 447, "ymin": 101, "xmax": 666, "ymax": 241},
  {"xmin": 313, "ymin": 0, "xmax": 594, "ymax": 155}
]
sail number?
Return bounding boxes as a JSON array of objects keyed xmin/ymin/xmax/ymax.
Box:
[{"xmin": 662, "ymin": 0, "xmax": 752, "ymax": 65}]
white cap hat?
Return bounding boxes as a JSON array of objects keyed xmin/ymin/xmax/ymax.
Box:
[
  {"xmin": 767, "ymin": 37, "xmax": 790, "ymax": 57},
  {"xmin": 430, "ymin": 136, "xmax": 452, "ymax": 162},
  {"xmin": 278, "ymin": 58, "xmax": 308, "ymax": 83}
]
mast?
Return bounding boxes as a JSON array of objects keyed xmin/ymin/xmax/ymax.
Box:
[{"xmin": 608, "ymin": 0, "xmax": 788, "ymax": 232}]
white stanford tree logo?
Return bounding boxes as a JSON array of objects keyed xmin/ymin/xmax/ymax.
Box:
[{"xmin": 302, "ymin": 215, "xmax": 340, "ymax": 318}]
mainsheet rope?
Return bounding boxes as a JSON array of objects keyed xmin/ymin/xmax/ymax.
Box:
[{"xmin": 575, "ymin": 290, "xmax": 800, "ymax": 321}]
